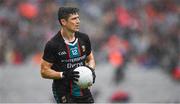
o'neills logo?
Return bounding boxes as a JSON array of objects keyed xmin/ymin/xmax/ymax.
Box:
[{"xmin": 58, "ymin": 51, "xmax": 67, "ymax": 56}]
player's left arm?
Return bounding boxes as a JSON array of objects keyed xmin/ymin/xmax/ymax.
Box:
[{"xmin": 86, "ymin": 51, "xmax": 96, "ymax": 70}]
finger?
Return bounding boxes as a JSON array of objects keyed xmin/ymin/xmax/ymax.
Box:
[
  {"xmin": 73, "ymin": 74, "xmax": 79, "ymax": 78},
  {"xmin": 73, "ymin": 71, "xmax": 79, "ymax": 74},
  {"xmin": 73, "ymin": 78, "xmax": 79, "ymax": 82},
  {"xmin": 93, "ymin": 77, "xmax": 95, "ymax": 83},
  {"xmin": 93, "ymin": 73, "xmax": 96, "ymax": 78}
]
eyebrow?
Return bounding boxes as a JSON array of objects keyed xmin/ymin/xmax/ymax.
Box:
[{"xmin": 71, "ymin": 16, "xmax": 79, "ymax": 20}]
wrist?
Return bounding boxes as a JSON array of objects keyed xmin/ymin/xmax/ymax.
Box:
[
  {"xmin": 86, "ymin": 65, "xmax": 95, "ymax": 71},
  {"xmin": 60, "ymin": 72, "xmax": 64, "ymax": 78}
]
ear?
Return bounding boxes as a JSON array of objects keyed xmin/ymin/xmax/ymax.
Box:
[{"xmin": 60, "ymin": 19, "xmax": 67, "ymax": 26}]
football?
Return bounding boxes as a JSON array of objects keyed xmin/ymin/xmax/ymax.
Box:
[{"xmin": 74, "ymin": 66, "xmax": 93, "ymax": 89}]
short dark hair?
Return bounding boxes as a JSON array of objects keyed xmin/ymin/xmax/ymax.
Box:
[{"xmin": 58, "ymin": 7, "xmax": 79, "ymax": 25}]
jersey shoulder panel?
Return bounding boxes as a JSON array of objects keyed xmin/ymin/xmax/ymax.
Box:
[
  {"xmin": 50, "ymin": 33, "xmax": 63, "ymax": 43},
  {"xmin": 42, "ymin": 32, "xmax": 64, "ymax": 63},
  {"xmin": 48, "ymin": 32, "xmax": 64, "ymax": 47},
  {"xmin": 75, "ymin": 31, "xmax": 89, "ymax": 40}
]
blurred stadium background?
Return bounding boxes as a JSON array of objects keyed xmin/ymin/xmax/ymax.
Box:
[{"xmin": 0, "ymin": 0, "xmax": 179, "ymax": 103}]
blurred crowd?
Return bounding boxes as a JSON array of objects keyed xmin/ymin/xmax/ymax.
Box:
[{"xmin": 0, "ymin": 0, "xmax": 179, "ymax": 78}]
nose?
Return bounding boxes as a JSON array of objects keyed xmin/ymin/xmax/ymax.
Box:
[{"xmin": 77, "ymin": 18, "xmax": 80, "ymax": 24}]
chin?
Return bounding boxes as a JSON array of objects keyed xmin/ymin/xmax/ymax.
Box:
[{"xmin": 75, "ymin": 29, "xmax": 80, "ymax": 32}]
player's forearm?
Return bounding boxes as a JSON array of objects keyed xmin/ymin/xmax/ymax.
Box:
[
  {"xmin": 86, "ymin": 52, "xmax": 96, "ymax": 69},
  {"xmin": 87, "ymin": 59, "xmax": 96, "ymax": 70},
  {"xmin": 41, "ymin": 68, "xmax": 62, "ymax": 79},
  {"xmin": 41, "ymin": 63, "xmax": 62, "ymax": 79},
  {"xmin": 40, "ymin": 61, "xmax": 62, "ymax": 79}
]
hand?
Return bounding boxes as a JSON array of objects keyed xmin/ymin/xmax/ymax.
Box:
[
  {"xmin": 86, "ymin": 66, "xmax": 96, "ymax": 83},
  {"xmin": 62, "ymin": 69, "xmax": 79, "ymax": 82}
]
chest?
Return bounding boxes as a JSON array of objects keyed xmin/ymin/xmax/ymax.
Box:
[{"xmin": 55, "ymin": 39, "xmax": 87, "ymax": 62}]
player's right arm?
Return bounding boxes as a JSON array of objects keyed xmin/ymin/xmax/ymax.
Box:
[
  {"xmin": 41, "ymin": 41, "xmax": 79, "ymax": 80},
  {"xmin": 41, "ymin": 59, "xmax": 79, "ymax": 81},
  {"xmin": 40, "ymin": 59, "xmax": 63, "ymax": 79}
]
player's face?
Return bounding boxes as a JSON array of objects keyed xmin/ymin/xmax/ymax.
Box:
[{"xmin": 65, "ymin": 13, "xmax": 80, "ymax": 32}]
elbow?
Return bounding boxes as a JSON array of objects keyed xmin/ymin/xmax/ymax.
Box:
[
  {"xmin": 41, "ymin": 69, "xmax": 47, "ymax": 79},
  {"xmin": 41, "ymin": 71, "xmax": 46, "ymax": 79},
  {"xmin": 40, "ymin": 66, "xmax": 48, "ymax": 79}
]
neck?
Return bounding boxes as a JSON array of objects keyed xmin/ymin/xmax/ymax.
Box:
[{"xmin": 61, "ymin": 28, "xmax": 75, "ymax": 42}]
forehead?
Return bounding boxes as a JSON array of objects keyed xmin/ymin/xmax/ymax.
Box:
[{"xmin": 68, "ymin": 13, "xmax": 79, "ymax": 18}]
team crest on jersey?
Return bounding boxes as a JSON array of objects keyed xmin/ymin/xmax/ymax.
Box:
[{"xmin": 82, "ymin": 45, "xmax": 86, "ymax": 52}]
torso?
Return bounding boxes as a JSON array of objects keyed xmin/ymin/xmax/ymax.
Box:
[{"xmin": 44, "ymin": 31, "xmax": 91, "ymax": 96}]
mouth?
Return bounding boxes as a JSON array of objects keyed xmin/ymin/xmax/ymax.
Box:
[{"xmin": 75, "ymin": 25, "xmax": 80, "ymax": 29}]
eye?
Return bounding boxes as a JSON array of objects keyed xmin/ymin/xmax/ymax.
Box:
[{"xmin": 72, "ymin": 17, "xmax": 79, "ymax": 20}]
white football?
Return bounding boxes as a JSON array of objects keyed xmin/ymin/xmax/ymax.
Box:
[{"xmin": 74, "ymin": 66, "xmax": 93, "ymax": 89}]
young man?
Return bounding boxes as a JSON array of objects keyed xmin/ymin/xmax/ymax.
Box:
[{"xmin": 40, "ymin": 7, "xmax": 96, "ymax": 103}]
